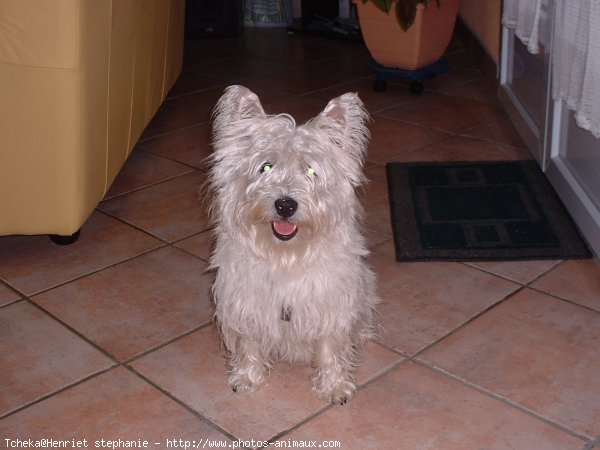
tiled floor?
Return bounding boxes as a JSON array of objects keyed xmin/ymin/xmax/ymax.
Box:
[{"xmin": 1, "ymin": 28, "xmax": 599, "ymax": 450}]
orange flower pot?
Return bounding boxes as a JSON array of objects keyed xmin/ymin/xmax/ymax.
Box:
[{"xmin": 354, "ymin": 0, "xmax": 459, "ymax": 70}]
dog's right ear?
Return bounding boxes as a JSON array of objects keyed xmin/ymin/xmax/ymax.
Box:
[{"xmin": 213, "ymin": 85, "xmax": 265, "ymax": 128}]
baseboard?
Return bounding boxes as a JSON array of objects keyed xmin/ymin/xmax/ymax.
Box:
[{"xmin": 454, "ymin": 18, "xmax": 499, "ymax": 80}]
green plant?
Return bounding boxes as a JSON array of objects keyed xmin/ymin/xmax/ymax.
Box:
[{"xmin": 362, "ymin": 0, "xmax": 441, "ymax": 31}]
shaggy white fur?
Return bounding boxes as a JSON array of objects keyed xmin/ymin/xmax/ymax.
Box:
[{"xmin": 208, "ymin": 85, "xmax": 379, "ymax": 404}]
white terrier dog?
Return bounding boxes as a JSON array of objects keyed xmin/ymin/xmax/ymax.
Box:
[{"xmin": 208, "ymin": 85, "xmax": 379, "ymax": 404}]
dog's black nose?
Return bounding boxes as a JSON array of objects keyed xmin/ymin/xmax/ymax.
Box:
[{"xmin": 275, "ymin": 197, "xmax": 298, "ymax": 218}]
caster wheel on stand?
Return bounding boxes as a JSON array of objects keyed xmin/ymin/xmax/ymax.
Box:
[
  {"xmin": 373, "ymin": 78, "xmax": 387, "ymax": 92},
  {"xmin": 409, "ymin": 80, "xmax": 424, "ymax": 95},
  {"xmin": 49, "ymin": 229, "xmax": 81, "ymax": 245},
  {"xmin": 368, "ymin": 57, "xmax": 450, "ymax": 98}
]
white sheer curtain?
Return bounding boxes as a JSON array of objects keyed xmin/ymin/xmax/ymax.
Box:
[
  {"xmin": 502, "ymin": 0, "xmax": 543, "ymax": 54},
  {"xmin": 503, "ymin": 0, "xmax": 600, "ymax": 138},
  {"xmin": 552, "ymin": 0, "xmax": 600, "ymax": 138}
]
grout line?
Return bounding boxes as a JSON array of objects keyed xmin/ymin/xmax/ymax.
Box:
[
  {"xmin": 24, "ymin": 240, "xmax": 170, "ymax": 298},
  {"xmin": 410, "ymin": 285, "xmax": 526, "ymax": 359},
  {"xmin": 411, "ymin": 357, "xmax": 594, "ymax": 445},
  {"xmin": 525, "ymin": 259, "xmax": 567, "ymax": 284},
  {"xmin": 123, "ymin": 320, "xmax": 214, "ymax": 366},
  {"xmin": 0, "ymin": 365, "xmax": 118, "ymax": 422},
  {"xmin": 94, "ymin": 210, "xmax": 214, "ymax": 259},
  {"xmin": 25, "ymin": 298, "xmax": 121, "ymax": 363},
  {"xmin": 166, "ymin": 81, "xmax": 229, "ymax": 101},
  {"xmin": 266, "ymin": 357, "xmax": 411, "ymax": 445},
  {"xmin": 367, "ymin": 132, "xmax": 460, "ymax": 164},
  {"xmin": 99, "ymin": 166, "xmax": 202, "ymax": 203},
  {"xmin": 138, "ymin": 120, "xmax": 212, "ymax": 144},
  {"xmin": 91, "ymin": 208, "xmax": 183, "ymax": 245},
  {"xmin": 265, "ymin": 405, "xmax": 335, "ymax": 445},
  {"xmin": 136, "ymin": 121, "xmax": 210, "ymax": 145},
  {"xmin": 0, "ymin": 280, "xmax": 25, "ymax": 310},
  {"xmin": 0, "ymin": 297, "xmax": 22, "ymax": 310},
  {"xmin": 378, "ymin": 116, "xmax": 465, "ymax": 140},
  {"xmin": 170, "ymin": 241, "xmax": 213, "ymax": 265},
  {"xmin": 527, "ymin": 285, "xmax": 600, "ymax": 315},
  {"xmin": 136, "ymin": 147, "xmax": 210, "ymax": 173},
  {"xmin": 373, "ymin": 339, "xmax": 412, "ymax": 360},
  {"xmin": 460, "ymin": 258, "xmax": 563, "ymax": 287},
  {"xmin": 463, "ymin": 259, "xmax": 600, "ymax": 315},
  {"xmin": 123, "ymin": 365, "xmax": 242, "ymax": 447}
]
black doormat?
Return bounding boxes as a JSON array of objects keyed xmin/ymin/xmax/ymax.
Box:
[{"xmin": 386, "ymin": 160, "xmax": 592, "ymax": 261}]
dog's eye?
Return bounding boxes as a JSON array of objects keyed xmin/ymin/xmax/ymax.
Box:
[
  {"xmin": 260, "ymin": 162, "xmax": 273, "ymax": 174},
  {"xmin": 307, "ymin": 166, "xmax": 316, "ymax": 177}
]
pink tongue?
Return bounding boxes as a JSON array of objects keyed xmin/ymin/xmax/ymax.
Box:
[{"xmin": 273, "ymin": 220, "xmax": 297, "ymax": 236}]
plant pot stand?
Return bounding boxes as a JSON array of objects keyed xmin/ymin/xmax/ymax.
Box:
[{"xmin": 369, "ymin": 57, "xmax": 451, "ymax": 94}]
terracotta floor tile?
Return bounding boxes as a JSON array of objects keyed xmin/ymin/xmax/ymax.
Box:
[
  {"xmin": 33, "ymin": 247, "xmax": 214, "ymax": 361},
  {"xmin": 99, "ymin": 171, "xmax": 209, "ymax": 242},
  {"xmin": 0, "ymin": 367, "xmax": 231, "ymax": 444},
  {"xmin": 362, "ymin": 165, "xmax": 394, "ymax": 238},
  {"xmin": 463, "ymin": 116, "xmax": 528, "ymax": 148},
  {"xmin": 465, "ymin": 259, "xmax": 561, "ymax": 285},
  {"xmin": 104, "ymin": 149, "xmax": 194, "ymax": 200},
  {"xmin": 306, "ymin": 78, "xmax": 417, "ymax": 115},
  {"xmin": 0, "ymin": 301, "xmax": 113, "ymax": 416},
  {"xmin": 138, "ymin": 124, "xmax": 212, "ymax": 170},
  {"xmin": 393, "ymin": 134, "xmax": 531, "ymax": 162},
  {"xmin": 309, "ymin": 50, "xmax": 373, "ymax": 78},
  {"xmin": 0, "ymin": 211, "xmax": 162, "ymax": 295},
  {"xmin": 168, "ymin": 70, "xmax": 227, "ymax": 97},
  {"xmin": 422, "ymin": 67, "xmax": 485, "ymax": 93},
  {"xmin": 183, "ymin": 39, "xmax": 245, "ymax": 69},
  {"xmin": 0, "ymin": 283, "xmax": 20, "ymax": 307},
  {"xmin": 531, "ymin": 259, "xmax": 600, "ymax": 311},
  {"xmin": 167, "ymin": 86, "xmax": 233, "ymax": 120},
  {"xmin": 253, "ymin": 65, "xmax": 366, "ymax": 96},
  {"xmin": 369, "ymin": 240, "xmax": 519, "ymax": 354},
  {"xmin": 367, "ymin": 116, "xmax": 451, "ymax": 163},
  {"xmin": 173, "ymin": 230, "xmax": 213, "ymax": 262},
  {"xmin": 194, "ymin": 56, "xmax": 292, "ymax": 82},
  {"xmin": 262, "ymin": 95, "xmax": 335, "ymax": 125},
  {"xmin": 421, "ymin": 288, "xmax": 600, "ymax": 438},
  {"xmin": 241, "ymin": 32, "xmax": 343, "ymax": 65},
  {"xmin": 132, "ymin": 326, "xmax": 402, "ymax": 442},
  {"xmin": 379, "ymin": 93, "xmax": 505, "ymax": 133},
  {"xmin": 441, "ymin": 76, "xmax": 502, "ymax": 104},
  {"xmin": 364, "ymin": 229, "xmax": 391, "ymax": 250},
  {"xmin": 132, "ymin": 326, "xmax": 321, "ymax": 441},
  {"xmin": 174, "ymin": 83, "xmax": 292, "ymax": 116},
  {"xmin": 284, "ymin": 362, "xmax": 585, "ymax": 449},
  {"xmin": 140, "ymin": 101, "xmax": 207, "ymax": 140},
  {"xmin": 445, "ymin": 47, "xmax": 484, "ymax": 71}
]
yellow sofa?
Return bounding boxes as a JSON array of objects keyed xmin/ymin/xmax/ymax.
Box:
[{"xmin": 0, "ymin": 0, "xmax": 185, "ymax": 242}]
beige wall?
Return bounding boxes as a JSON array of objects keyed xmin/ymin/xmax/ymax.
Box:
[{"xmin": 458, "ymin": 0, "xmax": 502, "ymax": 64}]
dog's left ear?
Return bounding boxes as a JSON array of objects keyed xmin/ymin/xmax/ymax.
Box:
[
  {"xmin": 211, "ymin": 85, "xmax": 267, "ymax": 164},
  {"xmin": 213, "ymin": 85, "xmax": 266, "ymax": 128},
  {"xmin": 314, "ymin": 93, "xmax": 370, "ymax": 186},
  {"xmin": 316, "ymin": 93, "xmax": 370, "ymax": 161}
]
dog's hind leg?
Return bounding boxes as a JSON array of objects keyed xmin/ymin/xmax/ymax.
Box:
[{"xmin": 311, "ymin": 337, "xmax": 357, "ymax": 405}]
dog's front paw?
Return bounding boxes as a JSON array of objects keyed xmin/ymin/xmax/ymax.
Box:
[
  {"xmin": 314, "ymin": 377, "xmax": 356, "ymax": 405},
  {"xmin": 228, "ymin": 366, "xmax": 266, "ymax": 393}
]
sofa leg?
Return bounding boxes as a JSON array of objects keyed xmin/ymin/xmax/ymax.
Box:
[{"xmin": 49, "ymin": 229, "xmax": 81, "ymax": 245}]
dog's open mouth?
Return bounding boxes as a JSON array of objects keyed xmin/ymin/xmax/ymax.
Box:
[{"xmin": 271, "ymin": 220, "xmax": 298, "ymax": 241}]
